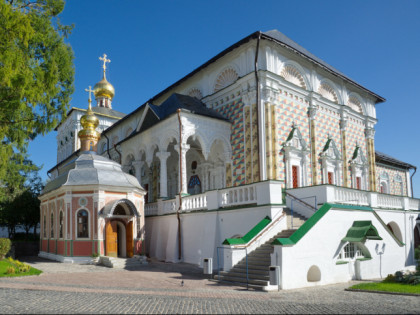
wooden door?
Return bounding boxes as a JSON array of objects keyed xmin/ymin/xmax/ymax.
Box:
[
  {"xmin": 328, "ymin": 172, "xmax": 334, "ymax": 185},
  {"xmin": 292, "ymin": 165, "xmax": 299, "ymax": 188},
  {"xmin": 126, "ymin": 221, "xmax": 134, "ymax": 258},
  {"xmin": 356, "ymin": 177, "xmax": 361, "ymax": 190},
  {"xmin": 106, "ymin": 221, "xmax": 118, "ymax": 257}
]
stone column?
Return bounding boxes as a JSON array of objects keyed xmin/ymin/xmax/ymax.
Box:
[
  {"xmin": 132, "ymin": 160, "xmax": 144, "ymax": 185},
  {"xmin": 308, "ymin": 102, "xmax": 319, "ymax": 185},
  {"xmin": 156, "ymin": 151, "xmax": 171, "ymax": 198},
  {"xmin": 174, "ymin": 144, "xmax": 190, "ymax": 195},
  {"xmin": 365, "ymin": 127, "xmax": 377, "ymax": 191}
]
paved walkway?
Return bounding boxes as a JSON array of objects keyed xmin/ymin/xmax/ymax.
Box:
[{"xmin": 0, "ymin": 257, "xmax": 419, "ymax": 314}]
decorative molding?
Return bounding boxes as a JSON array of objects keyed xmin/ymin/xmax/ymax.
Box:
[
  {"xmin": 214, "ymin": 67, "xmax": 239, "ymax": 92},
  {"xmin": 318, "ymin": 81, "xmax": 339, "ymax": 104},
  {"xmin": 280, "ymin": 64, "xmax": 307, "ymax": 89},
  {"xmin": 188, "ymin": 88, "xmax": 203, "ymax": 100},
  {"xmin": 347, "ymin": 95, "xmax": 363, "ymax": 114}
]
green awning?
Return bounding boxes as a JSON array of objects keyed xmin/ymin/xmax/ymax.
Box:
[{"xmin": 342, "ymin": 220, "xmax": 382, "ymax": 242}]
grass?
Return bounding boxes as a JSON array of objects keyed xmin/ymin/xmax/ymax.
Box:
[
  {"xmin": 0, "ymin": 258, "xmax": 42, "ymax": 278},
  {"xmin": 350, "ymin": 282, "xmax": 420, "ymax": 295}
]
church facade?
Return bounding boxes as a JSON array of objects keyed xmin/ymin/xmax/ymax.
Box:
[{"xmin": 40, "ymin": 30, "xmax": 420, "ymax": 289}]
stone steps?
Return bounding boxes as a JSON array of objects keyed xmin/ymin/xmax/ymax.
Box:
[
  {"xmin": 215, "ymin": 211, "xmax": 308, "ymax": 288},
  {"xmin": 99, "ymin": 255, "xmax": 148, "ymax": 269}
]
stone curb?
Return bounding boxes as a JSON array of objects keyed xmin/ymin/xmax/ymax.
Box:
[{"xmin": 345, "ymin": 288, "xmax": 420, "ymax": 297}]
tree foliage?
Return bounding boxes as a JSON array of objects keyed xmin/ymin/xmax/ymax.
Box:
[
  {"xmin": 0, "ymin": 0, "xmax": 74, "ymax": 180},
  {"xmin": 0, "ymin": 153, "xmax": 43, "ymax": 239}
]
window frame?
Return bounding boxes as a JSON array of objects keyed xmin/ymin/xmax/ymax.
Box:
[{"xmin": 76, "ymin": 209, "xmax": 90, "ymax": 239}]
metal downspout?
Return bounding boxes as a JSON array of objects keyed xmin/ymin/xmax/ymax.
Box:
[
  {"xmin": 177, "ymin": 109, "xmax": 183, "ymax": 260},
  {"xmin": 114, "ymin": 144, "xmax": 122, "ymax": 164},
  {"xmin": 410, "ymin": 167, "xmax": 417, "ymax": 198},
  {"xmin": 103, "ymin": 133, "xmax": 112, "ymax": 159},
  {"xmin": 254, "ymin": 32, "xmax": 262, "ymax": 181}
]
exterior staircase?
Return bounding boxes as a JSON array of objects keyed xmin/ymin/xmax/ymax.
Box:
[
  {"xmin": 99, "ymin": 255, "xmax": 148, "ymax": 269},
  {"xmin": 214, "ymin": 209, "xmax": 306, "ymax": 289}
]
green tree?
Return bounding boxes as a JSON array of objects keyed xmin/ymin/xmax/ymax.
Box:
[
  {"xmin": 0, "ymin": 0, "xmax": 74, "ymax": 181},
  {"xmin": 0, "ymin": 153, "xmax": 41, "ymax": 239}
]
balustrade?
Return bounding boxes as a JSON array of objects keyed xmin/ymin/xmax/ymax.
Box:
[
  {"xmin": 144, "ymin": 182, "xmax": 420, "ymax": 217},
  {"xmin": 219, "ymin": 184, "xmax": 257, "ymax": 207},
  {"xmin": 377, "ymin": 194, "xmax": 403, "ymax": 209}
]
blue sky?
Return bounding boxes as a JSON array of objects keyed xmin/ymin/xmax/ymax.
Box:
[{"xmin": 28, "ymin": 0, "xmax": 420, "ymax": 197}]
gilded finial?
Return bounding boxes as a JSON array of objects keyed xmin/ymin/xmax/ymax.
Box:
[
  {"xmin": 78, "ymin": 86, "xmax": 100, "ymax": 152},
  {"xmin": 85, "ymin": 85, "xmax": 94, "ymax": 109},
  {"xmin": 99, "ymin": 53, "xmax": 111, "ymax": 78}
]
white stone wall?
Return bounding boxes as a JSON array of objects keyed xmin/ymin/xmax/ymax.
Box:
[
  {"xmin": 145, "ymin": 205, "xmax": 279, "ymax": 266},
  {"xmin": 272, "ymin": 207, "xmax": 417, "ymax": 290}
]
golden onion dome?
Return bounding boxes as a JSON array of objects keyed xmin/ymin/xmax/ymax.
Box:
[
  {"xmin": 78, "ymin": 104, "xmax": 100, "ymax": 141},
  {"xmin": 93, "ymin": 76, "xmax": 115, "ymax": 99},
  {"xmin": 80, "ymin": 107, "xmax": 99, "ymax": 130}
]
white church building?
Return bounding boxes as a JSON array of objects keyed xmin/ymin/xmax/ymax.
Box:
[{"xmin": 39, "ymin": 30, "xmax": 420, "ymax": 290}]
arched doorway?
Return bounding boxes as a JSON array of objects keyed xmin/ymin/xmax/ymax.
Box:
[
  {"xmin": 414, "ymin": 226, "xmax": 420, "ymax": 249},
  {"xmin": 104, "ymin": 200, "xmax": 137, "ymax": 258},
  {"xmin": 105, "ymin": 220, "xmax": 133, "ymax": 258}
]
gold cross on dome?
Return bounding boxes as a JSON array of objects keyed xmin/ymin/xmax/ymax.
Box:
[
  {"xmin": 85, "ymin": 86, "xmax": 94, "ymax": 102},
  {"xmin": 99, "ymin": 53, "xmax": 111, "ymax": 72}
]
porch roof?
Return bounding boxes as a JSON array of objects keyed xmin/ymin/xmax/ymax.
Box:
[{"xmin": 341, "ymin": 220, "xmax": 382, "ymax": 242}]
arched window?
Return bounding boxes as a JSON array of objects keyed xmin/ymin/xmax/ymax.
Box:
[
  {"xmin": 77, "ymin": 210, "xmax": 89, "ymax": 238},
  {"xmin": 59, "ymin": 211, "xmax": 64, "ymax": 239},
  {"xmin": 394, "ymin": 175, "xmax": 403, "ymax": 196},
  {"xmin": 50, "ymin": 212, "xmax": 54, "ymax": 238},
  {"xmin": 379, "ymin": 172, "xmax": 390, "ymax": 194}
]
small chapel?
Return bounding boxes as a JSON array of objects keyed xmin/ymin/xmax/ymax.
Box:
[{"xmin": 39, "ymin": 30, "xmax": 420, "ymax": 290}]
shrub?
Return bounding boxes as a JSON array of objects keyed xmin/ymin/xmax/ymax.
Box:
[
  {"xmin": 0, "ymin": 238, "xmax": 11, "ymax": 259},
  {"xmin": 415, "ymin": 246, "xmax": 420, "ymax": 272},
  {"xmin": 91, "ymin": 252, "xmax": 100, "ymax": 258},
  {"xmin": 6, "ymin": 267, "xmax": 16, "ymax": 274},
  {"xmin": 384, "ymin": 274, "xmax": 396, "ymax": 283}
]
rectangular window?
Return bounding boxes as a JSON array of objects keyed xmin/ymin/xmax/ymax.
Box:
[
  {"xmin": 328, "ymin": 172, "xmax": 334, "ymax": 185},
  {"xmin": 50, "ymin": 213, "xmax": 54, "ymax": 238},
  {"xmin": 137, "ymin": 218, "xmax": 141, "ymax": 238},
  {"xmin": 59, "ymin": 211, "xmax": 64, "ymax": 239},
  {"xmin": 43, "ymin": 214, "xmax": 47, "ymax": 238},
  {"xmin": 292, "ymin": 165, "xmax": 299, "ymax": 188},
  {"xmin": 344, "ymin": 243, "xmax": 355, "ymax": 258}
]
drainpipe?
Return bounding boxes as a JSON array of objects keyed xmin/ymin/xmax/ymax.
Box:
[
  {"xmin": 254, "ymin": 32, "xmax": 263, "ymax": 181},
  {"xmin": 103, "ymin": 133, "xmax": 112, "ymax": 159},
  {"xmin": 410, "ymin": 167, "xmax": 417, "ymax": 198},
  {"xmin": 114, "ymin": 144, "xmax": 122, "ymax": 164},
  {"xmin": 177, "ymin": 109, "xmax": 183, "ymax": 261}
]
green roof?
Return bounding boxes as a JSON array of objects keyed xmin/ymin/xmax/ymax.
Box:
[
  {"xmin": 223, "ymin": 216, "xmax": 272, "ymax": 245},
  {"xmin": 272, "ymin": 203, "xmax": 374, "ymax": 246},
  {"xmin": 341, "ymin": 220, "xmax": 382, "ymax": 242}
]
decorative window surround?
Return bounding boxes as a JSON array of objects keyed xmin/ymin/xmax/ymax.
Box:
[
  {"xmin": 283, "ymin": 126, "xmax": 310, "ymax": 189},
  {"xmin": 320, "ymin": 138, "xmax": 342, "ymax": 186},
  {"xmin": 380, "ymin": 172, "xmax": 390, "ymax": 194},
  {"xmin": 350, "ymin": 146, "xmax": 368, "ymax": 190}
]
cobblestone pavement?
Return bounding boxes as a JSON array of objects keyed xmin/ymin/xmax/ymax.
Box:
[{"xmin": 0, "ymin": 257, "xmax": 419, "ymax": 314}]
